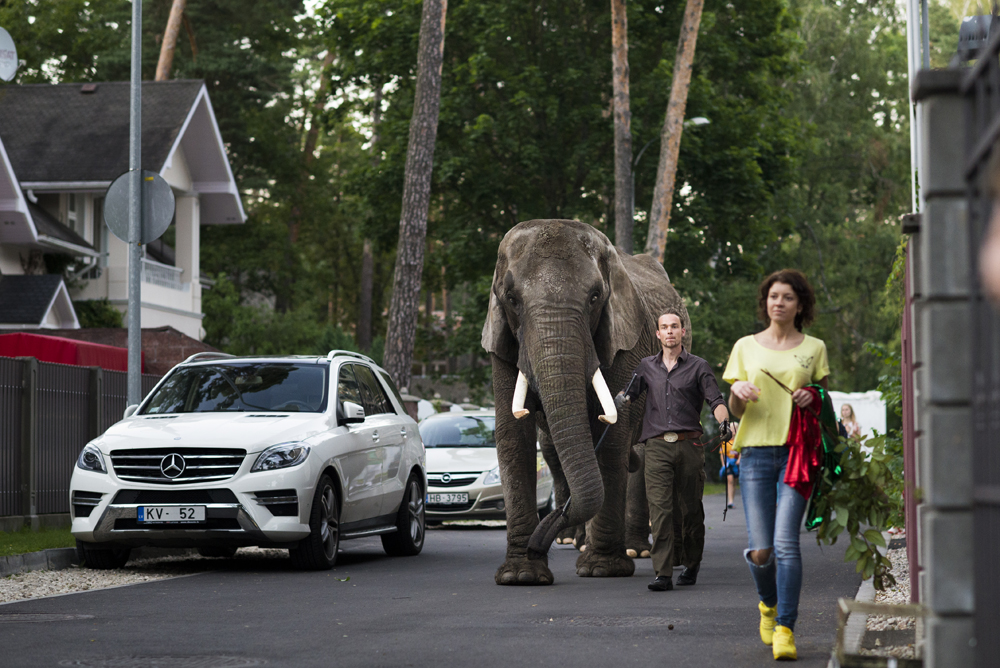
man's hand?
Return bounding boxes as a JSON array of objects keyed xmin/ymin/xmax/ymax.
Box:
[
  {"xmin": 719, "ymin": 420, "xmax": 732, "ymax": 443},
  {"xmin": 614, "ymin": 392, "xmax": 630, "ymax": 411}
]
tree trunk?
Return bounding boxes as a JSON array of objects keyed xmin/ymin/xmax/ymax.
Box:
[
  {"xmin": 155, "ymin": 0, "xmax": 187, "ymax": 81},
  {"xmin": 382, "ymin": 0, "xmax": 448, "ymax": 389},
  {"xmin": 611, "ymin": 0, "xmax": 633, "ymax": 254},
  {"xmin": 276, "ymin": 51, "xmax": 337, "ymax": 313},
  {"xmin": 643, "ymin": 0, "xmax": 704, "ymax": 264},
  {"xmin": 358, "ymin": 83, "xmax": 384, "ymax": 352}
]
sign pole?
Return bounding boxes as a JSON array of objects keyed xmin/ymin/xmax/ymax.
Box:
[{"xmin": 127, "ymin": 0, "xmax": 142, "ymax": 406}]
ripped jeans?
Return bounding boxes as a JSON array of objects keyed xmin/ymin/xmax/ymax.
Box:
[{"xmin": 739, "ymin": 445, "xmax": 807, "ymax": 630}]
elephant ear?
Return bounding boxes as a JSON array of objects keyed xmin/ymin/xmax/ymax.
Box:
[
  {"xmin": 594, "ymin": 246, "xmax": 644, "ymax": 368},
  {"xmin": 481, "ymin": 251, "xmax": 518, "ymax": 365}
]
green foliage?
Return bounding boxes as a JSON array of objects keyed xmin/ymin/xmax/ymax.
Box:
[
  {"xmin": 73, "ymin": 299, "xmax": 123, "ymax": 328},
  {"xmin": 810, "ymin": 342, "xmax": 905, "ymax": 591},
  {"xmin": 812, "ymin": 431, "xmax": 899, "ymax": 590}
]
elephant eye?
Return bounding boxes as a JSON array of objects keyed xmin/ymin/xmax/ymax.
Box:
[
  {"xmin": 506, "ymin": 293, "xmax": 517, "ymax": 306},
  {"xmin": 590, "ymin": 290, "xmax": 600, "ymax": 305}
]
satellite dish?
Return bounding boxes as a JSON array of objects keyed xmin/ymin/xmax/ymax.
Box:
[{"xmin": 0, "ymin": 27, "xmax": 17, "ymax": 82}]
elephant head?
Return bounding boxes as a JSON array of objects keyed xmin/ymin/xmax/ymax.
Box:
[{"xmin": 481, "ymin": 219, "xmax": 651, "ymax": 527}]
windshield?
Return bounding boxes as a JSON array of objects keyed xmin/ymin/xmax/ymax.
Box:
[
  {"xmin": 141, "ymin": 363, "xmax": 329, "ymax": 414},
  {"xmin": 419, "ymin": 415, "xmax": 496, "ymax": 448}
]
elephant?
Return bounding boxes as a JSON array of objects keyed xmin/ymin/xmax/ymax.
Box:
[{"xmin": 482, "ymin": 219, "xmax": 690, "ymax": 585}]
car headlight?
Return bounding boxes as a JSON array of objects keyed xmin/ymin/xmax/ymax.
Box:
[
  {"xmin": 76, "ymin": 444, "xmax": 107, "ymax": 474},
  {"xmin": 484, "ymin": 465, "xmax": 502, "ymax": 485},
  {"xmin": 251, "ymin": 443, "xmax": 310, "ymax": 472}
]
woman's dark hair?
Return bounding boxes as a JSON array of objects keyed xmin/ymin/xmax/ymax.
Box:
[{"xmin": 757, "ymin": 269, "xmax": 816, "ymax": 332}]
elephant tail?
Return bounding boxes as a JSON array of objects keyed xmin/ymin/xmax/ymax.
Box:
[{"xmin": 527, "ymin": 506, "xmax": 570, "ymax": 560}]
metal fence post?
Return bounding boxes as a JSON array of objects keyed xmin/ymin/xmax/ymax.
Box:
[
  {"xmin": 18, "ymin": 357, "xmax": 37, "ymax": 523},
  {"xmin": 89, "ymin": 367, "xmax": 103, "ymax": 441}
]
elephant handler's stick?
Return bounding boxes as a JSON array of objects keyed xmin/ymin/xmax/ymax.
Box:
[{"xmin": 527, "ymin": 372, "xmax": 639, "ymax": 560}]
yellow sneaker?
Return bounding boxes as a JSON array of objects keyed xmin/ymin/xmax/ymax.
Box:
[
  {"xmin": 758, "ymin": 601, "xmax": 777, "ymax": 645},
  {"xmin": 772, "ymin": 625, "xmax": 797, "ymax": 660}
]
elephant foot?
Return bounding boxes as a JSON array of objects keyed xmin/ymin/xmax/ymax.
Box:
[
  {"xmin": 495, "ymin": 557, "xmax": 554, "ymax": 586},
  {"xmin": 575, "ymin": 549, "xmax": 635, "ymax": 578},
  {"xmin": 625, "ymin": 537, "xmax": 652, "ymax": 559}
]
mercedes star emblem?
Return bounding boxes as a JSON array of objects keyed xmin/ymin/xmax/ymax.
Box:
[
  {"xmin": 441, "ymin": 473, "xmax": 452, "ymax": 483},
  {"xmin": 160, "ymin": 453, "xmax": 186, "ymax": 479}
]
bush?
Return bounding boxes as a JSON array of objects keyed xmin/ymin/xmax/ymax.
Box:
[{"xmin": 73, "ymin": 299, "xmax": 123, "ymax": 328}]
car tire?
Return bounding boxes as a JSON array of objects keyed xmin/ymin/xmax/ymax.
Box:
[
  {"xmin": 76, "ymin": 540, "xmax": 131, "ymax": 570},
  {"xmin": 381, "ymin": 474, "xmax": 425, "ymax": 557},
  {"xmin": 197, "ymin": 546, "xmax": 238, "ymax": 559},
  {"xmin": 289, "ymin": 474, "xmax": 340, "ymax": 570},
  {"xmin": 538, "ymin": 489, "xmax": 556, "ymax": 520}
]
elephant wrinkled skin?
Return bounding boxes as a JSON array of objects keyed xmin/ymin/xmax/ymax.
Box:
[{"xmin": 482, "ymin": 219, "xmax": 690, "ymax": 585}]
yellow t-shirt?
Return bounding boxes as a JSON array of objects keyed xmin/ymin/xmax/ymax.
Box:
[{"xmin": 722, "ymin": 334, "xmax": 830, "ymax": 448}]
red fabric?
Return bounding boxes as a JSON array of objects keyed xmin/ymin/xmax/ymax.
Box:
[
  {"xmin": 784, "ymin": 386, "xmax": 823, "ymax": 499},
  {"xmin": 0, "ymin": 332, "xmax": 142, "ymax": 372}
]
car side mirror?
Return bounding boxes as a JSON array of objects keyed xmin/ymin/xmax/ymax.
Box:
[
  {"xmin": 123, "ymin": 404, "xmax": 138, "ymax": 419},
  {"xmin": 342, "ymin": 401, "xmax": 365, "ymax": 424}
]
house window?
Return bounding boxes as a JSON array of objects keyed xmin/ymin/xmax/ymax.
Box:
[
  {"xmin": 66, "ymin": 193, "xmax": 79, "ymax": 234},
  {"xmin": 93, "ymin": 197, "xmax": 108, "ymax": 267}
]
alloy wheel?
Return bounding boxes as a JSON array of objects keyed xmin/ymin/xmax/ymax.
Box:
[
  {"xmin": 408, "ymin": 480, "xmax": 425, "ymax": 545},
  {"xmin": 319, "ymin": 485, "xmax": 339, "ymax": 560}
]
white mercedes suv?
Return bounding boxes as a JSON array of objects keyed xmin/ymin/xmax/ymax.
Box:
[{"xmin": 70, "ymin": 350, "xmax": 426, "ymax": 570}]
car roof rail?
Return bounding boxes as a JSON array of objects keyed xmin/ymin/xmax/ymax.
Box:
[
  {"xmin": 326, "ymin": 350, "xmax": 375, "ymax": 364},
  {"xmin": 182, "ymin": 352, "xmax": 237, "ymax": 364}
]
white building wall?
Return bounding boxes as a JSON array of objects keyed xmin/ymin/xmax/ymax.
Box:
[{"xmin": 0, "ymin": 245, "xmax": 23, "ymax": 274}]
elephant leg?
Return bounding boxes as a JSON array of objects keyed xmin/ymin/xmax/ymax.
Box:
[
  {"xmin": 492, "ymin": 356, "xmax": 553, "ymax": 586},
  {"xmin": 624, "ymin": 441, "xmax": 651, "ymax": 558},
  {"xmin": 575, "ymin": 421, "xmax": 634, "ymax": 577}
]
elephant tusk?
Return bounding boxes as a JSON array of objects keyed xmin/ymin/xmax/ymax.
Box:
[
  {"xmin": 512, "ymin": 370, "xmax": 530, "ymax": 419},
  {"xmin": 593, "ymin": 369, "xmax": 617, "ymax": 424}
]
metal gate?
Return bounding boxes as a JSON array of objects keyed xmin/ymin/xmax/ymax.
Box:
[{"xmin": 962, "ymin": 28, "xmax": 1000, "ymax": 665}]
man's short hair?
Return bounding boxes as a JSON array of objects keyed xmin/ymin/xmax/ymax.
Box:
[{"xmin": 657, "ymin": 308, "xmax": 685, "ymax": 326}]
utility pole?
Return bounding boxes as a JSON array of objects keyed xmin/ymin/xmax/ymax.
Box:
[{"xmin": 128, "ymin": 0, "xmax": 143, "ymax": 405}]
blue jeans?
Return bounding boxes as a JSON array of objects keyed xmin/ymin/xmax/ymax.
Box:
[{"xmin": 739, "ymin": 445, "xmax": 807, "ymax": 630}]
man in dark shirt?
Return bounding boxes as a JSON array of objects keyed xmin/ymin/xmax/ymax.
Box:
[{"xmin": 617, "ymin": 309, "xmax": 730, "ymax": 591}]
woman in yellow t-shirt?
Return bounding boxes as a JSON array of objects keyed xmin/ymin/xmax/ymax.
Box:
[{"xmin": 723, "ymin": 269, "xmax": 830, "ymax": 661}]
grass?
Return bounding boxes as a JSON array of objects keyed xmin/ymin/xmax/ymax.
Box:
[
  {"xmin": 0, "ymin": 527, "xmax": 76, "ymax": 558},
  {"xmin": 704, "ymin": 482, "xmax": 728, "ymax": 496}
]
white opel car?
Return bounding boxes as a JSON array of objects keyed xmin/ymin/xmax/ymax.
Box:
[
  {"xmin": 419, "ymin": 410, "xmax": 554, "ymax": 521},
  {"xmin": 70, "ymin": 351, "xmax": 426, "ymax": 570}
]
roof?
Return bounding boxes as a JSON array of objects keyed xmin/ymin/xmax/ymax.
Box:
[
  {"xmin": 0, "ymin": 275, "xmax": 78, "ymax": 328},
  {"xmin": 28, "ymin": 201, "xmax": 96, "ymax": 256},
  {"xmin": 0, "ymin": 80, "xmax": 203, "ymax": 183}
]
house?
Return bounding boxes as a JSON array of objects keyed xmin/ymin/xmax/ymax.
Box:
[{"xmin": 0, "ymin": 80, "xmax": 245, "ymax": 339}]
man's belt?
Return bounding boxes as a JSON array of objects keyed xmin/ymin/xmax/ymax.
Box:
[{"xmin": 659, "ymin": 431, "xmax": 702, "ymax": 443}]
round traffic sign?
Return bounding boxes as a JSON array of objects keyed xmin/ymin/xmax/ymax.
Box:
[
  {"xmin": 104, "ymin": 170, "xmax": 176, "ymax": 244},
  {"xmin": 0, "ymin": 27, "xmax": 18, "ymax": 82}
]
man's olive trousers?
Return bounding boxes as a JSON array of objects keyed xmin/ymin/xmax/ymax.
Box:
[{"xmin": 644, "ymin": 436, "xmax": 706, "ymax": 578}]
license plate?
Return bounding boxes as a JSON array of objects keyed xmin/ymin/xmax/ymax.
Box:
[
  {"xmin": 137, "ymin": 506, "xmax": 206, "ymax": 523},
  {"xmin": 426, "ymin": 492, "xmax": 468, "ymax": 505}
]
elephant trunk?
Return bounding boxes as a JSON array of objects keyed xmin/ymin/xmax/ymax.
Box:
[{"xmin": 528, "ymin": 329, "xmax": 605, "ymax": 528}]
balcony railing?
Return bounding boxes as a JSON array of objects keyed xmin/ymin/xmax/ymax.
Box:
[{"xmin": 141, "ymin": 257, "xmax": 187, "ymax": 291}]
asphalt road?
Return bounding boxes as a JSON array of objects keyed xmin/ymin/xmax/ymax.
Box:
[{"xmin": 1, "ymin": 493, "xmax": 859, "ymax": 668}]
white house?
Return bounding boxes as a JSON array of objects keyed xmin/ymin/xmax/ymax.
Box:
[{"xmin": 0, "ymin": 80, "xmax": 245, "ymax": 338}]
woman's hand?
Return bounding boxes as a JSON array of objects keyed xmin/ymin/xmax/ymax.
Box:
[
  {"xmin": 791, "ymin": 388, "xmax": 815, "ymax": 408},
  {"xmin": 730, "ymin": 381, "xmax": 760, "ymax": 403}
]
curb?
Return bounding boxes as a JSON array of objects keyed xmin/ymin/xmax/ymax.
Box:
[
  {"xmin": 0, "ymin": 547, "xmax": 81, "ymax": 578},
  {"xmin": 1, "ymin": 546, "xmax": 199, "ymax": 578}
]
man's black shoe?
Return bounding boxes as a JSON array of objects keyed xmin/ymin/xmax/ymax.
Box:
[
  {"xmin": 677, "ymin": 564, "xmax": 700, "ymax": 586},
  {"xmin": 648, "ymin": 576, "xmax": 673, "ymax": 591}
]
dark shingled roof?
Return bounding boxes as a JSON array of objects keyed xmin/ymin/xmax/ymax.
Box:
[
  {"xmin": 0, "ymin": 80, "xmax": 204, "ymax": 183},
  {"xmin": 0, "ymin": 275, "xmax": 65, "ymax": 325},
  {"xmin": 28, "ymin": 202, "xmax": 94, "ymax": 251}
]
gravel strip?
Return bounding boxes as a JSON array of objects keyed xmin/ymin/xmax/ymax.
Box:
[
  {"xmin": 860, "ymin": 542, "xmax": 918, "ymax": 659},
  {"xmin": 0, "ymin": 548, "xmax": 290, "ymax": 604}
]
